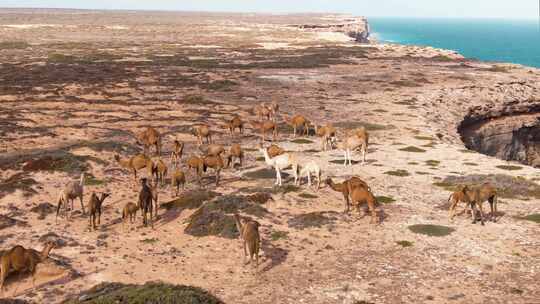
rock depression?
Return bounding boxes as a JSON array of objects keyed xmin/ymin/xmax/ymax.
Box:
[{"xmin": 458, "ymin": 98, "xmax": 540, "ymax": 167}]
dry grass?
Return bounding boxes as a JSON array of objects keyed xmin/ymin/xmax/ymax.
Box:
[
  {"xmin": 408, "ymin": 224, "xmax": 455, "ymax": 237},
  {"xmin": 0, "ymin": 41, "xmax": 30, "ymax": 50},
  {"xmin": 376, "ymin": 196, "xmax": 396, "ymax": 204},
  {"xmin": 496, "ymin": 165, "xmax": 523, "ymax": 171},
  {"xmin": 63, "ymin": 282, "xmax": 224, "ymax": 304},
  {"xmin": 384, "ymin": 169, "xmax": 410, "ymax": 177},
  {"xmin": 288, "ymin": 211, "xmax": 338, "ymax": 230},
  {"xmin": 396, "ymin": 240, "xmax": 414, "ymax": 247},
  {"xmin": 399, "ymin": 146, "xmax": 426, "ymax": 153}
]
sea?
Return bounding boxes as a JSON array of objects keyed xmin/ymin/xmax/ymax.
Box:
[{"xmin": 369, "ymin": 17, "xmax": 540, "ymax": 68}]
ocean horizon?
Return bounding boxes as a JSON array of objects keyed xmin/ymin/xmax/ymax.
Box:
[{"xmin": 369, "ymin": 17, "xmax": 540, "ymax": 68}]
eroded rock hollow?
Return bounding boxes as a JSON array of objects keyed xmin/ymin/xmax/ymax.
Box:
[{"xmin": 458, "ymin": 99, "xmax": 540, "ymax": 167}]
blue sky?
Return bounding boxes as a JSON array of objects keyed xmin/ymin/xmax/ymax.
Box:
[{"xmin": 0, "ymin": 0, "xmax": 538, "ymax": 19}]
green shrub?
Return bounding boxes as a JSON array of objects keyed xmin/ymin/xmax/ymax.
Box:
[
  {"xmin": 396, "ymin": 240, "xmax": 413, "ymax": 247},
  {"xmin": 408, "ymin": 224, "xmax": 455, "ymax": 237},
  {"xmin": 384, "ymin": 169, "xmax": 410, "ymax": 177},
  {"xmin": 399, "ymin": 146, "xmax": 426, "ymax": 153},
  {"xmin": 62, "ymin": 282, "xmax": 224, "ymax": 304}
]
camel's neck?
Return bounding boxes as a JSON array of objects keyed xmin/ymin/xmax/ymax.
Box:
[
  {"xmin": 234, "ymin": 215, "xmax": 244, "ymax": 235},
  {"xmin": 261, "ymin": 149, "xmax": 273, "ymax": 165},
  {"xmin": 40, "ymin": 245, "xmax": 53, "ymax": 259},
  {"xmin": 327, "ymin": 180, "xmax": 344, "ymax": 192},
  {"xmin": 116, "ymin": 157, "xmax": 127, "ymax": 167}
]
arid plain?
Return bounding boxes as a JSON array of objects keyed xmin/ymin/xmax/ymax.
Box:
[{"xmin": 0, "ymin": 9, "xmax": 539, "ymax": 304}]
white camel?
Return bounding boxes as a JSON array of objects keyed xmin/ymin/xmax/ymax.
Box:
[
  {"xmin": 299, "ymin": 160, "xmax": 322, "ymax": 190},
  {"xmin": 258, "ymin": 146, "xmax": 299, "ymax": 186}
]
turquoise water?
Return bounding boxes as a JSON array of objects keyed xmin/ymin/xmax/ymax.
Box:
[{"xmin": 369, "ymin": 18, "xmax": 540, "ymax": 68}]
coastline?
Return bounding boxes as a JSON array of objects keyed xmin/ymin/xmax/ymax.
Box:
[{"xmin": 0, "ymin": 9, "xmax": 539, "ymax": 303}]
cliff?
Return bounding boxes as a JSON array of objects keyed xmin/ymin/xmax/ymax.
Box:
[
  {"xmin": 458, "ymin": 99, "xmax": 540, "ymax": 167},
  {"xmin": 293, "ymin": 17, "xmax": 370, "ymax": 43}
]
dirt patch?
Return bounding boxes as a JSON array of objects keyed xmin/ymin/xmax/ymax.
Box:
[
  {"xmin": 288, "ymin": 211, "xmax": 338, "ymax": 230},
  {"xmin": 62, "ymin": 281, "xmax": 224, "ymax": 304}
]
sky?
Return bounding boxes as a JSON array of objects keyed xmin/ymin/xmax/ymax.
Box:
[{"xmin": 0, "ymin": 0, "xmax": 538, "ymax": 19}]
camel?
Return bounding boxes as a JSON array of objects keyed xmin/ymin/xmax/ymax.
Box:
[
  {"xmin": 448, "ymin": 186, "xmax": 473, "ymax": 221},
  {"xmin": 267, "ymin": 144, "xmax": 285, "ymax": 158},
  {"xmin": 114, "ymin": 154, "xmax": 154, "ymax": 182},
  {"xmin": 0, "ymin": 241, "xmax": 56, "ymax": 292},
  {"xmin": 283, "ymin": 114, "xmax": 310, "ymax": 137},
  {"xmin": 326, "ymin": 176, "xmax": 370, "ymax": 213},
  {"xmin": 315, "ymin": 124, "xmax": 337, "ymax": 151},
  {"xmin": 234, "ymin": 214, "xmax": 261, "ymax": 268},
  {"xmin": 250, "ymin": 120, "xmax": 278, "ymax": 142},
  {"xmin": 170, "ymin": 140, "xmax": 184, "ymax": 169},
  {"xmin": 350, "ymin": 187, "xmax": 380, "ymax": 224},
  {"xmin": 227, "ymin": 116, "xmax": 244, "ymax": 136},
  {"xmin": 193, "ymin": 124, "xmax": 212, "ymax": 145},
  {"xmin": 337, "ymin": 131, "xmax": 368, "ymax": 166},
  {"xmin": 268, "ymin": 102, "xmax": 279, "ymax": 121},
  {"xmin": 88, "ymin": 192, "xmax": 110, "ymax": 231},
  {"xmin": 253, "ymin": 103, "xmax": 271, "ymax": 121},
  {"xmin": 224, "ymin": 144, "xmax": 244, "ymax": 168},
  {"xmin": 56, "ymin": 173, "xmax": 86, "ymax": 222},
  {"xmin": 258, "ymin": 145, "xmax": 299, "ymax": 186},
  {"xmin": 186, "ymin": 156, "xmax": 204, "ymax": 187},
  {"xmin": 135, "ymin": 127, "xmax": 162, "ymax": 156},
  {"xmin": 299, "ymin": 161, "xmax": 322, "ymax": 190}
]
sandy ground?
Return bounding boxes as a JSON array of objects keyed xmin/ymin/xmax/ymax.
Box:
[{"xmin": 0, "ymin": 9, "xmax": 539, "ymax": 304}]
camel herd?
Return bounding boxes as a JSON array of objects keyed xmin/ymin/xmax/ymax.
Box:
[{"xmin": 0, "ymin": 101, "xmax": 500, "ymax": 293}]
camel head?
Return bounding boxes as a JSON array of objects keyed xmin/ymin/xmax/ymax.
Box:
[
  {"xmin": 100, "ymin": 192, "xmax": 111, "ymax": 201},
  {"xmin": 324, "ymin": 177, "xmax": 334, "ymax": 185}
]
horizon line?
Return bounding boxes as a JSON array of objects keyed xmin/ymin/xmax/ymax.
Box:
[{"xmin": 0, "ymin": 6, "xmax": 537, "ymax": 20}]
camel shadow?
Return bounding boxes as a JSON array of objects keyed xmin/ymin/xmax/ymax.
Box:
[
  {"xmin": 260, "ymin": 242, "xmax": 288, "ymax": 273},
  {"xmin": 351, "ymin": 205, "xmax": 389, "ymax": 224},
  {"xmin": 1, "ymin": 254, "xmax": 80, "ymax": 298}
]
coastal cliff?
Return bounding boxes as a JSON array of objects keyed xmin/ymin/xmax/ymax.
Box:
[{"xmin": 293, "ymin": 17, "xmax": 370, "ymax": 43}]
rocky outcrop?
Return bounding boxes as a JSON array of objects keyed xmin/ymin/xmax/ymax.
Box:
[
  {"xmin": 458, "ymin": 99, "xmax": 540, "ymax": 167},
  {"xmin": 293, "ymin": 17, "xmax": 370, "ymax": 43}
]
